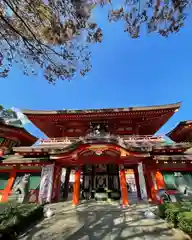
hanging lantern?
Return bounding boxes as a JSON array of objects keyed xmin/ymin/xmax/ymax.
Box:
[{"xmin": 0, "ymin": 149, "xmax": 4, "ymax": 156}]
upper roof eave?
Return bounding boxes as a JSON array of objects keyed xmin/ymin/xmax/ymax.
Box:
[
  {"xmin": 166, "ymin": 120, "xmax": 192, "ymax": 137},
  {"xmin": 0, "ymin": 122, "xmax": 37, "ymax": 143},
  {"xmin": 21, "ymin": 102, "xmax": 182, "ymax": 116}
]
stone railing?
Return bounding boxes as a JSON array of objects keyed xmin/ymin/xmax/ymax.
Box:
[
  {"xmin": 37, "ymin": 134, "xmax": 165, "ymax": 146},
  {"xmin": 39, "ymin": 138, "xmax": 72, "ymax": 145},
  {"xmin": 84, "ymin": 132, "xmax": 118, "ymax": 142},
  {"xmin": 152, "ymin": 142, "xmax": 192, "ymax": 150},
  {"xmin": 123, "ymin": 135, "xmax": 164, "ymax": 142}
]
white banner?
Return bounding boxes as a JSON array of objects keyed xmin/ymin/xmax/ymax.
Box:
[
  {"xmin": 38, "ymin": 164, "xmax": 54, "ymax": 204},
  {"xmin": 138, "ymin": 162, "xmax": 147, "ymax": 200}
]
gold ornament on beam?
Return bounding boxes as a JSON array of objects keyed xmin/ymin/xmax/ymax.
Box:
[
  {"xmin": 95, "ymin": 150, "xmax": 103, "ymax": 156},
  {"xmin": 120, "ymin": 148, "xmax": 128, "ymax": 157}
]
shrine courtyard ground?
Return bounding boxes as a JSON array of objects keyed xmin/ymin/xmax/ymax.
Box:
[{"xmin": 19, "ymin": 201, "xmax": 190, "ymax": 240}]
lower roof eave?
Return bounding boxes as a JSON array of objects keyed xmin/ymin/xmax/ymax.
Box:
[
  {"xmin": 153, "ymin": 155, "xmax": 192, "ymax": 161},
  {"xmin": 1, "ymin": 160, "xmax": 53, "ymax": 164}
]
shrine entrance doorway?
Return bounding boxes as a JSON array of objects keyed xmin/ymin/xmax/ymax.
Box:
[
  {"xmin": 58, "ymin": 164, "xmax": 142, "ymax": 205},
  {"xmin": 82, "ymin": 164, "xmax": 120, "ymax": 201},
  {"xmin": 81, "ymin": 164, "xmax": 141, "ymax": 203},
  {"xmin": 83, "ymin": 164, "xmax": 142, "ymax": 202},
  {"xmin": 125, "ymin": 169, "xmax": 139, "ymax": 204},
  {"xmin": 94, "ymin": 174, "xmax": 108, "ymax": 190}
]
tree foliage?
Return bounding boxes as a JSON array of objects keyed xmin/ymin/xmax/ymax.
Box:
[
  {"xmin": 0, "ymin": 0, "xmax": 103, "ymax": 83},
  {"xmin": 0, "ymin": 0, "xmax": 189, "ymax": 82},
  {"xmin": 0, "ymin": 105, "xmax": 23, "ymax": 126},
  {"xmin": 107, "ymin": 0, "xmax": 188, "ymax": 38},
  {"xmin": 0, "ymin": 105, "xmax": 17, "ymax": 118}
]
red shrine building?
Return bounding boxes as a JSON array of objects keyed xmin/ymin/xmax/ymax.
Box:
[{"xmin": 0, "ymin": 102, "xmax": 192, "ymax": 205}]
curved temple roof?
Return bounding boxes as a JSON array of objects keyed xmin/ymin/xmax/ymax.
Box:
[
  {"xmin": 167, "ymin": 120, "xmax": 192, "ymax": 143},
  {"xmin": 22, "ymin": 102, "xmax": 181, "ymax": 138},
  {"xmin": 22, "ymin": 102, "xmax": 181, "ymax": 115},
  {"xmin": 0, "ymin": 121, "xmax": 37, "ymax": 146}
]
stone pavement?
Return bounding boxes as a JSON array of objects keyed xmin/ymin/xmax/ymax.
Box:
[{"xmin": 19, "ymin": 201, "xmax": 191, "ymax": 240}]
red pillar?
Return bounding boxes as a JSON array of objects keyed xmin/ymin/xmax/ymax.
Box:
[
  {"xmin": 144, "ymin": 169, "xmax": 157, "ymax": 202},
  {"xmin": 72, "ymin": 169, "xmax": 81, "ymax": 206},
  {"xmin": 2, "ymin": 167, "xmax": 16, "ymax": 202},
  {"xmin": 134, "ymin": 167, "xmax": 141, "ymax": 199},
  {"xmin": 144, "ymin": 172, "xmax": 153, "ymax": 201},
  {"xmin": 155, "ymin": 171, "xmax": 165, "ymax": 190},
  {"xmin": 119, "ymin": 167, "xmax": 129, "ymax": 206},
  {"xmin": 145, "ymin": 170, "xmax": 165, "ymax": 203}
]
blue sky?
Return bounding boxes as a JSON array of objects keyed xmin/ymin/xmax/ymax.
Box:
[{"xmin": 1, "ymin": 6, "xmax": 192, "ymax": 138}]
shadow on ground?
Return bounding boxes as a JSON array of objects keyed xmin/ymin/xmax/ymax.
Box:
[{"xmin": 18, "ymin": 201, "xmax": 190, "ymax": 240}]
